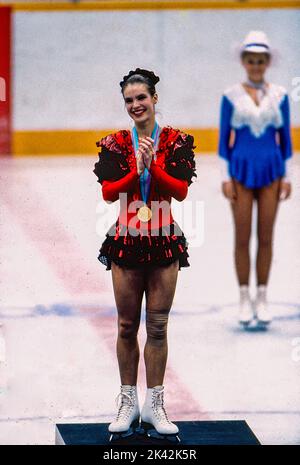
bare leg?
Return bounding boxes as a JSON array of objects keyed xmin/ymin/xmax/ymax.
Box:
[
  {"xmin": 111, "ymin": 262, "xmax": 145, "ymax": 385},
  {"xmin": 256, "ymin": 179, "xmax": 280, "ymax": 285},
  {"xmin": 231, "ymin": 179, "xmax": 254, "ymax": 285},
  {"xmin": 144, "ymin": 260, "xmax": 179, "ymax": 388}
]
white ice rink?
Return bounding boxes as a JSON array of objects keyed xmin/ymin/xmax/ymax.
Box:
[{"xmin": 0, "ymin": 154, "xmax": 299, "ymax": 445}]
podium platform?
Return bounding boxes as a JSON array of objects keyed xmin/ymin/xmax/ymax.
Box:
[{"xmin": 55, "ymin": 420, "xmax": 260, "ymax": 445}]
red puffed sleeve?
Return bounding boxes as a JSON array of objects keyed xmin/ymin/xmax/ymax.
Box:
[
  {"xmin": 149, "ymin": 163, "xmax": 188, "ymax": 201},
  {"xmin": 165, "ymin": 132, "xmax": 197, "ymax": 185},
  {"xmin": 93, "ymin": 133, "xmax": 138, "ymax": 202},
  {"xmin": 149, "ymin": 131, "xmax": 197, "ymax": 201},
  {"xmin": 101, "ymin": 171, "xmax": 139, "ymax": 202}
]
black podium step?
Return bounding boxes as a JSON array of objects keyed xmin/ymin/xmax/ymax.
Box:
[{"xmin": 55, "ymin": 420, "xmax": 260, "ymax": 445}]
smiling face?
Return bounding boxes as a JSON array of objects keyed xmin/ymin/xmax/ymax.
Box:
[
  {"xmin": 241, "ymin": 52, "xmax": 270, "ymax": 83},
  {"xmin": 123, "ymin": 82, "xmax": 158, "ymax": 125}
]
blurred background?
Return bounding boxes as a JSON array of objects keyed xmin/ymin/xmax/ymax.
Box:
[{"xmin": 0, "ymin": 0, "xmax": 300, "ymax": 445}]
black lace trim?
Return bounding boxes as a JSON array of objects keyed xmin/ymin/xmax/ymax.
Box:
[
  {"xmin": 165, "ymin": 134, "xmax": 197, "ymax": 186},
  {"xmin": 93, "ymin": 147, "xmax": 130, "ymax": 185},
  {"xmin": 97, "ymin": 222, "xmax": 190, "ymax": 270}
]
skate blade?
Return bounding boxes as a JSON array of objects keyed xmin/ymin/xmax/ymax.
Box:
[
  {"xmin": 256, "ymin": 319, "xmax": 271, "ymax": 329},
  {"xmin": 108, "ymin": 418, "xmax": 140, "ymax": 442},
  {"xmin": 240, "ymin": 317, "xmax": 269, "ymax": 332},
  {"xmin": 239, "ymin": 320, "xmax": 252, "ymax": 328},
  {"xmin": 139, "ymin": 421, "xmax": 180, "ymax": 443}
]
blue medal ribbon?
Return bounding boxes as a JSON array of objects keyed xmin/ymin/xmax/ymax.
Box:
[{"xmin": 132, "ymin": 121, "xmax": 160, "ymax": 205}]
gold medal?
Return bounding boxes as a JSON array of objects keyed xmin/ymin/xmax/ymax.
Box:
[{"xmin": 137, "ymin": 205, "xmax": 152, "ymax": 222}]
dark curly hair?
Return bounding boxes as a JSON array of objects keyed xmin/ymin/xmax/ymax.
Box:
[{"xmin": 120, "ymin": 68, "xmax": 160, "ymax": 96}]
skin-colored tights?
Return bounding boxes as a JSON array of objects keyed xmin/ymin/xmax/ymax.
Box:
[
  {"xmin": 231, "ymin": 178, "xmax": 280, "ymax": 286},
  {"xmin": 111, "ymin": 259, "xmax": 179, "ymax": 388}
]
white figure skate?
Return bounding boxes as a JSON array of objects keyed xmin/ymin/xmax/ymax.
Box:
[
  {"xmin": 108, "ymin": 385, "xmax": 140, "ymax": 441},
  {"xmin": 254, "ymin": 286, "xmax": 272, "ymax": 327},
  {"xmin": 238, "ymin": 285, "xmax": 254, "ymax": 327},
  {"xmin": 140, "ymin": 385, "xmax": 180, "ymax": 443}
]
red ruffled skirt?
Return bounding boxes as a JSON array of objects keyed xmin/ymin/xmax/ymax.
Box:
[{"xmin": 98, "ymin": 219, "xmax": 190, "ymax": 271}]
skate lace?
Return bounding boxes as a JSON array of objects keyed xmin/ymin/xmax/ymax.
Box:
[
  {"xmin": 152, "ymin": 390, "xmax": 171, "ymax": 424},
  {"xmin": 115, "ymin": 391, "xmax": 135, "ymax": 421}
]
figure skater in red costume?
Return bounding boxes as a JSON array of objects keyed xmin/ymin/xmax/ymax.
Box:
[{"xmin": 93, "ymin": 68, "xmax": 196, "ymax": 442}]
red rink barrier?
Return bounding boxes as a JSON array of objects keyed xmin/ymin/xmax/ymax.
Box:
[{"xmin": 0, "ymin": 6, "xmax": 11, "ymax": 155}]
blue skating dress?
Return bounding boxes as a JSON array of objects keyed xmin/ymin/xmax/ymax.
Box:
[{"xmin": 218, "ymin": 83, "xmax": 292, "ymax": 188}]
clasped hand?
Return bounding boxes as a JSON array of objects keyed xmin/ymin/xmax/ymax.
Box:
[{"xmin": 136, "ymin": 136, "xmax": 155, "ymax": 175}]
